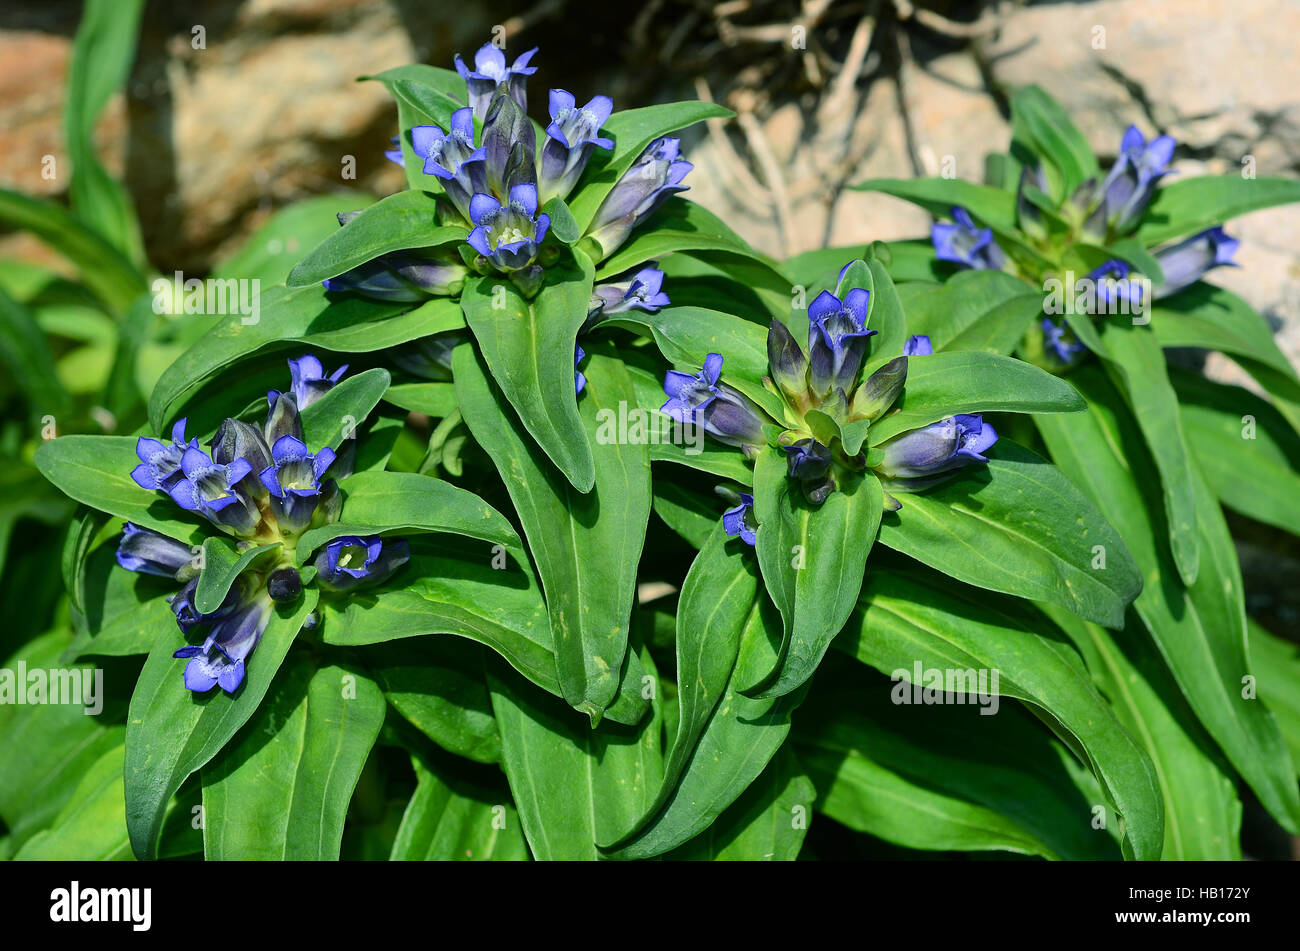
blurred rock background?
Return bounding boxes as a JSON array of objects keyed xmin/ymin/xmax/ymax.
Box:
[{"xmin": 2, "ymin": 0, "xmax": 1298, "ymax": 621}]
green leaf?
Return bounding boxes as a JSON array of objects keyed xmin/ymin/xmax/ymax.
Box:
[
  {"xmin": 487, "ymin": 661, "xmax": 661, "ymax": 860},
  {"xmin": 603, "ymin": 598, "xmax": 804, "ymax": 859},
  {"xmin": 125, "ymin": 589, "xmax": 318, "ymax": 859},
  {"xmin": 0, "ymin": 284, "xmax": 68, "ymax": 420},
  {"xmin": 201, "ymin": 659, "xmax": 384, "ymax": 859},
  {"xmin": 1036, "ymin": 365, "xmax": 1300, "ymax": 832},
  {"xmin": 0, "ymin": 187, "xmax": 145, "ymax": 313},
  {"xmin": 1044, "ymin": 604, "xmax": 1242, "ymax": 859},
  {"xmin": 1248, "ymin": 619, "xmax": 1300, "ymax": 778},
  {"xmin": 215, "ymin": 194, "xmax": 378, "ymax": 285},
  {"xmin": 878, "ymin": 440, "xmax": 1143, "ymax": 628},
  {"xmin": 295, "ymin": 469, "xmax": 521, "ymax": 560},
  {"xmin": 834, "ymin": 570, "xmax": 1163, "ymax": 860},
  {"xmin": 195, "ymin": 538, "xmax": 280, "ymax": 615},
  {"xmin": 455, "ymin": 342, "xmax": 650, "ymax": 722},
  {"xmin": 668, "ymin": 746, "xmax": 813, "ymax": 860},
  {"xmin": 1172, "ymin": 368, "xmax": 1300, "ymax": 536},
  {"xmin": 0, "ymin": 631, "xmax": 126, "ymax": 851},
  {"xmin": 594, "ymin": 197, "xmax": 788, "ymax": 288},
  {"xmin": 459, "ymin": 259, "xmax": 595, "ymax": 491},
  {"xmin": 1099, "ymin": 318, "xmax": 1199, "ymax": 585},
  {"xmin": 296, "ymin": 366, "xmax": 391, "ymax": 453},
  {"xmin": 390, "ymin": 747, "xmax": 530, "ymax": 860},
  {"xmin": 14, "ymin": 744, "xmax": 132, "ymax": 861},
  {"xmin": 542, "ymin": 196, "xmax": 580, "ymax": 244},
  {"xmin": 567, "ymin": 101, "xmax": 734, "ymax": 231},
  {"xmin": 362, "ymin": 66, "xmax": 466, "ymax": 191},
  {"xmin": 286, "ymin": 192, "xmax": 464, "ymax": 287},
  {"xmin": 35, "ymin": 436, "xmax": 207, "ymax": 545},
  {"xmin": 853, "ymin": 177, "xmax": 1016, "ymax": 229},
  {"xmin": 748, "ymin": 455, "xmax": 884, "ymax": 697},
  {"xmin": 65, "ymin": 0, "xmax": 146, "ymax": 265},
  {"xmin": 1138, "ymin": 175, "xmax": 1300, "ymax": 245},
  {"xmin": 895, "ymin": 270, "xmax": 1044, "ymax": 355},
  {"xmin": 868, "ymin": 351, "xmax": 1085, "ymax": 445},
  {"xmin": 1008, "ymin": 85, "xmax": 1099, "ymax": 194},
  {"xmin": 70, "ymin": 540, "xmax": 179, "ymax": 660},
  {"xmin": 607, "ymin": 524, "xmax": 758, "ymax": 848},
  {"xmin": 383, "ymin": 382, "xmax": 457, "ymax": 419}
]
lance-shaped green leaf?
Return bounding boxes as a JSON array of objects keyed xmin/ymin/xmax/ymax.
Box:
[
  {"xmin": 567, "ymin": 101, "xmax": 734, "ymax": 230},
  {"xmin": 1043, "ymin": 604, "xmax": 1242, "ymax": 859},
  {"xmin": 746, "ymin": 452, "xmax": 884, "ymax": 698},
  {"xmin": 1036, "ymin": 365, "xmax": 1300, "ymax": 833},
  {"xmin": 868, "ymin": 351, "xmax": 1085, "ymax": 444},
  {"xmin": 35, "ymin": 436, "xmax": 207, "ymax": 546},
  {"xmin": 606, "ymin": 524, "xmax": 758, "ymax": 848},
  {"xmin": 834, "ymin": 570, "xmax": 1162, "ymax": 860},
  {"xmin": 1009, "ymin": 84, "xmax": 1099, "ymax": 196},
  {"xmin": 194, "ymin": 537, "xmax": 280, "ymax": 615},
  {"xmin": 1098, "ymin": 317, "xmax": 1199, "ymax": 585},
  {"xmin": 895, "ymin": 270, "xmax": 1044, "ymax": 356},
  {"xmin": 602, "ymin": 597, "xmax": 805, "ymax": 859},
  {"xmin": 390, "ymin": 747, "xmax": 530, "ymax": 860},
  {"xmin": 148, "ymin": 287, "xmax": 463, "ymax": 431},
  {"xmin": 487, "ymin": 659, "xmax": 662, "ymax": 860},
  {"xmin": 595, "ymin": 197, "xmax": 789, "ymax": 289},
  {"xmin": 667, "ymin": 746, "xmax": 814, "ymax": 861},
  {"xmin": 877, "ymin": 440, "xmax": 1142, "ymax": 628},
  {"xmin": 1172, "ymin": 368, "xmax": 1300, "ymax": 536},
  {"xmin": 201, "ymin": 659, "xmax": 384, "ymax": 859},
  {"xmin": 1249, "ymin": 619, "xmax": 1300, "ymax": 777},
  {"xmin": 0, "ymin": 285, "xmax": 68, "ymax": 421},
  {"xmin": 796, "ymin": 667, "xmax": 1124, "ymax": 860},
  {"xmin": 286, "ymin": 192, "xmax": 465, "ymax": 287},
  {"xmin": 363, "ymin": 65, "xmax": 466, "ymax": 191},
  {"xmin": 295, "ymin": 470, "xmax": 520, "ymax": 560},
  {"xmin": 1137, "ymin": 175, "xmax": 1300, "ymax": 245},
  {"xmin": 852, "ymin": 177, "xmax": 1017, "ymax": 230},
  {"xmin": 13, "ymin": 744, "xmax": 132, "ymax": 861},
  {"xmin": 383, "ymin": 382, "xmax": 457, "ymax": 419},
  {"xmin": 455, "ymin": 342, "xmax": 651, "ymax": 723},
  {"xmin": 298, "ymin": 367, "xmax": 390, "ymax": 452},
  {"xmin": 124, "ymin": 589, "xmax": 318, "ymax": 859},
  {"xmin": 861, "ymin": 259, "xmax": 906, "ymax": 371},
  {"xmin": 69, "ymin": 542, "xmax": 179, "ymax": 660},
  {"xmin": 459, "ymin": 259, "xmax": 595, "ymax": 491}
]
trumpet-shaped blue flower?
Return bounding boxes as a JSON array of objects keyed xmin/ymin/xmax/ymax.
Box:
[
  {"xmin": 1152, "ymin": 226, "xmax": 1239, "ymax": 298},
  {"xmin": 932, "ymin": 207, "xmax": 1005, "ymax": 271},
  {"xmin": 314, "ymin": 535, "xmax": 411, "ymax": 592},
  {"xmin": 1087, "ymin": 259, "xmax": 1147, "ymax": 311},
  {"xmin": 259, "ymin": 435, "xmax": 336, "ymax": 535},
  {"xmin": 588, "ymin": 137, "xmax": 692, "ymax": 257},
  {"xmin": 283, "ymin": 355, "xmax": 348, "ymax": 410},
  {"xmin": 904, "ymin": 335, "xmax": 932, "ymax": 356},
  {"xmin": 540, "ymin": 89, "xmax": 613, "ymax": 202},
  {"xmin": 878, "ymin": 414, "xmax": 998, "ymax": 482},
  {"xmin": 455, "ymin": 44, "xmax": 538, "ymax": 120},
  {"xmin": 1098, "ymin": 125, "xmax": 1176, "ymax": 234},
  {"xmin": 130, "ymin": 418, "xmax": 198, "ymax": 492},
  {"xmin": 591, "ymin": 266, "xmax": 670, "ymax": 316},
  {"xmin": 409, "ymin": 110, "xmax": 488, "ymax": 221},
  {"xmin": 808, "ymin": 288, "xmax": 875, "ymax": 394},
  {"xmin": 172, "ymin": 590, "xmax": 273, "ymax": 694},
  {"xmin": 575, "ymin": 344, "xmax": 587, "ymax": 395},
  {"xmin": 116, "ymin": 523, "xmax": 195, "ymax": 580},
  {"xmin": 1041, "ymin": 318, "xmax": 1087, "ymax": 364},
  {"xmin": 467, "ymin": 184, "xmax": 551, "ymax": 272},
  {"xmin": 722, "ymin": 492, "xmax": 758, "ymax": 546},
  {"xmin": 169, "ymin": 447, "xmax": 261, "ymax": 535},
  {"xmin": 661, "ymin": 352, "xmax": 766, "ymax": 450}
]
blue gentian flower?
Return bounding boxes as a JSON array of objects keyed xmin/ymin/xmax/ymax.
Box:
[
  {"xmin": 259, "ymin": 435, "xmax": 337, "ymax": 536},
  {"xmin": 575, "ymin": 344, "xmax": 587, "ymax": 395},
  {"xmin": 661, "ymin": 352, "xmax": 766, "ymax": 451},
  {"xmin": 1041, "ymin": 318, "xmax": 1087, "ymax": 364},
  {"xmin": 722, "ymin": 492, "xmax": 758, "ymax": 546},
  {"xmin": 384, "ymin": 135, "xmax": 404, "ymax": 168},
  {"xmin": 807, "ymin": 288, "xmax": 876, "ymax": 395},
  {"xmin": 1097, "ymin": 125, "xmax": 1176, "ymax": 234},
  {"xmin": 168, "ymin": 447, "xmax": 261, "ymax": 536},
  {"xmin": 455, "ymin": 44, "xmax": 538, "ymax": 120},
  {"xmin": 588, "ymin": 137, "xmax": 692, "ymax": 257},
  {"xmin": 932, "ymin": 207, "xmax": 1006, "ymax": 271},
  {"xmin": 410, "ymin": 110, "xmax": 488, "ymax": 221},
  {"xmin": 784, "ymin": 438, "xmax": 835, "ymax": 503},
  {"xmin": 116, "ymin": 523, "xmax": 195, "ymax": 580},
  {"xmin": 323, "ymin": 252, "xmax": 468, "ymax": 301},
  {"xmin": 767, "ymin": 318, "xmax": 809, "ymax": 405},
  {"xmin": 283, "ymin": 355, "xmax": 348, "ymax": 410},
  {"xmin": 1086, "ymin": 259, "xmax": 1146, "ymax": 311},
  {"xmin": 540, "ymin": 89, "xmax": 614, "ymax": 202},
  {"xmin": 878, "ymin": 414, "xmax": 998, "ymax": 482},
  {"xmin": 314, "ymin": 535, "xmax": 411, "ymax": 592},
  {"xmin": 904, "ymin": 335, "xmax": 932, "ymax": 356},
  {"xmin": 590, "ymin": 266, "xmax": 670, "ymax": 316},
  {"xmin": 1152, "ymin": 226, "xmax": 1239, "ymax": 298},
  {"xmin": 172, "ymin": 590, "xmax": 273, "ymax": 694},
  {"xmin": 167, "ymin": 575, "xmax": 244, "ymax": 632},
  {"xmin": 467, "ymin": 184, "xmax": 552, "ymax": 272},
  {"xmin": 130, "ymin": 418, "xmax": 197, "ymax": 492}
]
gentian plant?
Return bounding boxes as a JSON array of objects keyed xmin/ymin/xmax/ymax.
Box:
[{"xmin": 9, "ymin": 7, "xmax": 1300, "ymax": 866}]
